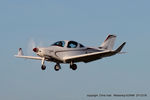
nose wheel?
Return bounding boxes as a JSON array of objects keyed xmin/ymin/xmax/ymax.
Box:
[
  {"xmin": 70, "ymin": 64, "xmax": 77, "ymax": 70},
  {"xmin": 54, "ymin": 64, "xmax": 61, "ymax": 71},
  {"xmin": 41, "ymin": 65, "xmax": 46, "ymax": 70}
]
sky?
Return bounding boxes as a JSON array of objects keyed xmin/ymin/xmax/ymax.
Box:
[{"xmin": 0, "ymin": 0, "xmax": 150, "ymax": 100}]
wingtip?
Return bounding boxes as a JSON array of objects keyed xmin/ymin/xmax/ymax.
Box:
[
  {"xmin": 17, "ymin": 48, "xmax": 24, "ymax": 56},
  {"xmin": 115, "ymin": 42, "xmax": 126, "ymax": 53},
  {"xmin": 122, "ymin": 41, "xmax": 126, "ymax": 45}
]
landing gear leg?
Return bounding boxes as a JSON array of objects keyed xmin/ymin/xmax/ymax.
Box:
[{"xmin": 41, "ymin": 58, "xmax": 46, "ymax": 70}]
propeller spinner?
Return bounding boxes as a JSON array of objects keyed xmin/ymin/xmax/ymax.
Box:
[{"xmin": 33, "ymin": 48, "xmax": 39, "ymax": 52}]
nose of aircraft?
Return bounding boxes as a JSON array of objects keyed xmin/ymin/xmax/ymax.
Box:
[{"xmin": 33, "ymin": 48, "xmax": 39, "ymax": 52}]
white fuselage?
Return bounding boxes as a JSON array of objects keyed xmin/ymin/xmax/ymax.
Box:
[{"xmin": 36, "ymin": 40, "xmax": 103, "ymax": 63}]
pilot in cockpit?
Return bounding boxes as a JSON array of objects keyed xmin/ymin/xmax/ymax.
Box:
[{"xmin": 57, "ymin": 41, "xmax": 62, "ymax": 47}]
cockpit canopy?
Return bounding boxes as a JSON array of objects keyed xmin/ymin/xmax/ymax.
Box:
[
  {"xmin": 52, "ymin": 41, "xmax": 65, "ymax": 47},
  {"xmin": 51, "ymin": 40, "xmax": 85, "ymax": 48}
]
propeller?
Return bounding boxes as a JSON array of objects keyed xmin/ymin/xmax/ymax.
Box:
[
  {"xmin": 27, "ymin": 38, "xmax": 47, "ymax": 55},
  {"xmin": 27, "ymin": 39, "xmax": 39, "ymax": 55}
]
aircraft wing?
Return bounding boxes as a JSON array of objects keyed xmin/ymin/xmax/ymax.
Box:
[
  {"xmin": 14, "ymin": 48, "xmax": 43, "ymax": 60},
  {"xmin": 64, "ymin": 50, "xmax": 113, "ymax": 63},
  {"xmin": 64, "ymin": 42, "xmax": 126, "ymax": 63},
  {"xmin": 15, "ymin": 55, "xmax": 43, "ymax": 60}
]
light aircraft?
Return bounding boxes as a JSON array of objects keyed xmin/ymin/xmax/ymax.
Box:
[{"xmin": 15, "ymin": 34, "xmax": 126, "ymax": 71}]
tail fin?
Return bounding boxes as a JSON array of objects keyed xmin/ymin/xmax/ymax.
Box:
[{"xmin": 99, "ymin": 34, "xmax": 116, "ymax": 50}]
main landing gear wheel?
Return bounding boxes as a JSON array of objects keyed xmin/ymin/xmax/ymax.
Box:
[
  {"xmin": 41, "ymin": 65, "xmax": 46, "ymax": 70},
  {"xmin": 54, "ymin": 64, "xmax": 61, "ymax": 71},
  {"xmin": 70, "ymin": 64, "xmax": 77, "ymax": 70}
]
